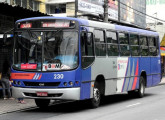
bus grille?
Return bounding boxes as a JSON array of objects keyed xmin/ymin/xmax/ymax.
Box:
[{"xmin": 23, "ymin": 82, "xmax": 61, "ymax": 87}]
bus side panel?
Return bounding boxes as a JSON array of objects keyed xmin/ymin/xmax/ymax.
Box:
[
  {"xmin": 139, "ymin": 57, "xmax": 152, "ymax": 87},
  {"xmin": 91, "ymin": 58, "xmax": 118, "ymax": 96},
  {"xmin": 80, "ymin": 67, "xmax": 91, "ymax": 100},
  {"xmin": 117, "ymin": 57, "xmax": 128, "ymax": 92},
  {"xmin": 151, "ymin": 57, "xmax": 161, "ymax": 86}
]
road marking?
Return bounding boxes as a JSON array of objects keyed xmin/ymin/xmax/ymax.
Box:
[{"xmin": 126, "ymin": 103, "xmax": 141, "ymax": 108}]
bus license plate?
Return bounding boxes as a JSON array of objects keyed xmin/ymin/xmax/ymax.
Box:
[{"xmin": 36, "ymin": 92, "xmax": 48, "ymax": 96}]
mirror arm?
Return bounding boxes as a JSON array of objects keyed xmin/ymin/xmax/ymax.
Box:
[{"xmin": 3, "ymin": 28, "xmax": 14, "ymax": 45}]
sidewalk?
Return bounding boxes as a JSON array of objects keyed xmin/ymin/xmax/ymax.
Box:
[
  {"xmin": 0, "ymin": 99, "xmax": 36, "ymax": 115},
  {"xmin": 0, "ymin": 78, "xmax": 165, "ymax": 115}
]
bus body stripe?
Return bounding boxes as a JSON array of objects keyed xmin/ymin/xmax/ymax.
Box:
[
  {"xmin": 132, "ymin": 61, "xmax": 139, "ymax": 90},
  {"xmin": 128, "ymin": 60, "xmax": 135, "ymax": 90},
  {"xmin": 122, "ymin": 59, "xmax": 130, "ymax": 92},
  {"xmin": 33, "ymin": 74, "xmax": 38, "ymax": 80},
  {"xmin": 11, "ymin": 73, "xmax": 35, "ymax": 80},
  {"xmin": 38, "ymin": 74, "xmax": 42, "ymax": 80},
  {"xmin": 125, "ymin": 59, "xmax": 132, "ymax": 91}
]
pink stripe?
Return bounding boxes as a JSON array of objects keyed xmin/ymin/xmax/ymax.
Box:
[
  {"xmin": 132, "ymin": 61, "xmax": 139, "ymax": 90},
  {"xmin": 121, "ymin": 60, "xmax": 129, "ymax": 92}
]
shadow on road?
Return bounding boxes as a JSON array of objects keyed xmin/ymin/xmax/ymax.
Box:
[
  {"xmin": 22, "ymin": 92, "xmax": 155, "ymax": 114},
  {"xmin": 100, "ymin": 93, "xmax": 155, "ymax": 106}
]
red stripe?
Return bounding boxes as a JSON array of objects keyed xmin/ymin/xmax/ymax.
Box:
[
  {"xmin": 11, "ymin": 73, "xmax": 35, "ymax": 80},
  {"xmin": 38, "ymin": 74, "xmax": 42, "ymax": 80},
  {"xmin": 132, "ymin": 61, "xmax": 139, "ymax": 90}
]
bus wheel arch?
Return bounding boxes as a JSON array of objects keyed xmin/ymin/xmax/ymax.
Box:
[
  {"xmin": 90, "ymin": 75, "xmax": 105, "ymax": 108},
  {"xmin": 137, "ymin": 71, "xmax": 147, "ymax": 98},
  {"xmin": 128, "ymin": 71, "xmax": 146, "ymax": 97},
  {"xmin": 95, "ymin": 75, "xmax": 105, "ymax": 96}
]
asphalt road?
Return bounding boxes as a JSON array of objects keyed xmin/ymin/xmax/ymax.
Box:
[{"xmin": 1, "ymin": 84, "xmax": 165, "ymax": 120}]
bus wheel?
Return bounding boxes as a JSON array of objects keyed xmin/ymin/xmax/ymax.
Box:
[
  {"xmin": 90, "ymin": 82, "xmax": 101, "ymax": 108},
  {"xmin": 137, "ymin": 76, "xmax": 145, "ymax": 98},
  {"xmin": 35, "ymin": 99, "xmax": 50, "ymax": 108}
]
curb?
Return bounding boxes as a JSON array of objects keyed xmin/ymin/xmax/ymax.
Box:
[
  {"xmin": 0, "ymin": 100, "xmax": 69, "ymax": 115},
  {"xmin": 0, "ymin": 106, "xmax": 37, "ymax": 115}
]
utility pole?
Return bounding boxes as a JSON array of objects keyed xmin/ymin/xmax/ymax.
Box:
[
  {"xmin": 118, "ymin": 0, "xmax": 120, "ymax": 22},
  {"xmin": 27, "ymin": 0, "xmax": 29, "ymax": 9},
  {"xmin": 75, "ymin": 0, "xmax": 78, "ymax": 18},
  {"xmin": 104, "ymin": 0, "xmax": 108, "ymax": 23}
]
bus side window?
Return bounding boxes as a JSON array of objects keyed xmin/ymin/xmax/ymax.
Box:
[
  {"xmin": 106, "ymin": 31, "xmax": 119, "ymax": 56},
  {"xmin": 130, "ymin": 34, "xmax": 139, "ymax": 56},
  {"xmin": 119, "ymin": 32, "xmax": 130, "ymax": 56},
  {"xmin": 81, "ymin": 32, "xmax": 95, "ymax": 69},
  {"xmin": 148, "ymin": 37, "xmax": 158, "ymax": 56},
  {"xmin": 94, "ymin": 29, "xmax": 106, "ymax": 57},
  {"xmin": 140, "ymin": 36, "xmax": 148, "ymax": 56}
]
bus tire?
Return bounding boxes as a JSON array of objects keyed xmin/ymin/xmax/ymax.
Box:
[
  {"xmin": 90, "ymin": 82, "xmax": 101, "ymax": 108},
  {"xmin": 137, "ymin": 76, "xmax": 145, "ymax": 98},
  {"xmin": 35, "ymin": 99, "xmax": 50, "ymax": 108}
]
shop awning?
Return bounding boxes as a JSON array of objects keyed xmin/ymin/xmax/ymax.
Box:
[
  {"xmin": 0, "ymin": 2, "xmax": 49, "ymax": 33},
  {"xmin": 160, "ymin": 47, "xmax": 165, "ymax": 56},
  {"xmin": 0, "ymin": 2, "xmax": 48, "ymax": 19},
  {"xmin": 160, "ymin": 34, "xmax": 165, "ymax": 46}
]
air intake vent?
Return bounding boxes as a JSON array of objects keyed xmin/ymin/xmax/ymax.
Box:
[{"xmin": 23, "ymin": 82, "xmax": 61, "ymax": 87}]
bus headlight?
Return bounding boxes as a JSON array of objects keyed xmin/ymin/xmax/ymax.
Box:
[
  {"xmin": 18, "ymin": 81, "xmax": 21, "ymax": 85},
  {"xmin": 13, "ymin": 81, "xmax": 17, "ymax": 85},
  {"xmin": 63, "ymin": 82, "xmax": 67, "ymax": 86},
  {"xmin": 69, "ymin": 81, "xmax": 73, "ymax": 86}
]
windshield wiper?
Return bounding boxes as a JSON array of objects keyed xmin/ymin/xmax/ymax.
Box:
[{"xmin": 29, "ymin": 45, "xmax": 36, "ymax": 57}]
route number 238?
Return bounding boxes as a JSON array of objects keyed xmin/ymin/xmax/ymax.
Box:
[{"xmin": 54, "ymin": 74, "xmax": 64, "ymax": 79}]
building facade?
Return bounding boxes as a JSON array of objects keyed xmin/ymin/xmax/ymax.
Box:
[
  {"xmin": 43, "ymin": 0, "xmax": 146, "ymax": 28},
  {"xmin": 45, "ymin": 0, "xmax": 75, "ymax": 17},
  {"xmin": 0, "ymin": 0, "xmax": 47, "ymax": 34},
  {"xmin": 120, "ymin": 0, "xmax": 146, "ymax": 28},
  {"xmin": 1, "ymin": 0, "xmax": 40, "ymax": 11},
  {"xmin": 146, "ymin": 0, "xmax": 165, "ymax": 73},
  {"xmin": 146, "ymin": 0, "xmax": 165, "ymax": 42}
]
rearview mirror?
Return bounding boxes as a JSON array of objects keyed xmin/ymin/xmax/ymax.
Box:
[{"xmin": 3, "ymin": 34, "xmax": 7, "ymax": 45}]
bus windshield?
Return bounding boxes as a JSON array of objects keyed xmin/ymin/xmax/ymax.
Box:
[{"xmin": 13, "ymin": 30, "xmax": 78, "ymax": 71}]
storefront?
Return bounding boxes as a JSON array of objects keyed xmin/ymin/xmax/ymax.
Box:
[{"xmin": 160, "ymin": 47, "xmax": 165, "ymax": 74}]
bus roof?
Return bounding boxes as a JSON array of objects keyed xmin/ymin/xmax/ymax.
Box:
[
  {"xmin": 16, "ymin": 16, "xmax": 158, "ymax": 36},
  {"xmin": 115, "ymin": 24, "xmax": 158, "ymax": 36},
  {"xmin": 16, "ymin": 16, "xmax": 88, "ymax": 25}
]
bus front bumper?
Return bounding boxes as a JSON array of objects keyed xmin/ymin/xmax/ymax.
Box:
[{"xmin": 12, "ymin": 87, "xmax": 80, "ymax": 100}]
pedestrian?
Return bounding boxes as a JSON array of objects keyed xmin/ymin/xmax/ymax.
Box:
[
  {"xmin": 1, "ymin": 63, "xmax": 14, "ymax": 100},
  {"xmin": 18, "ymin": 98, "xmax": 26, "ymax": 104},
  {"xmin": 0, "ymin": 34, "xmax": 14, "ymax": 100}
]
